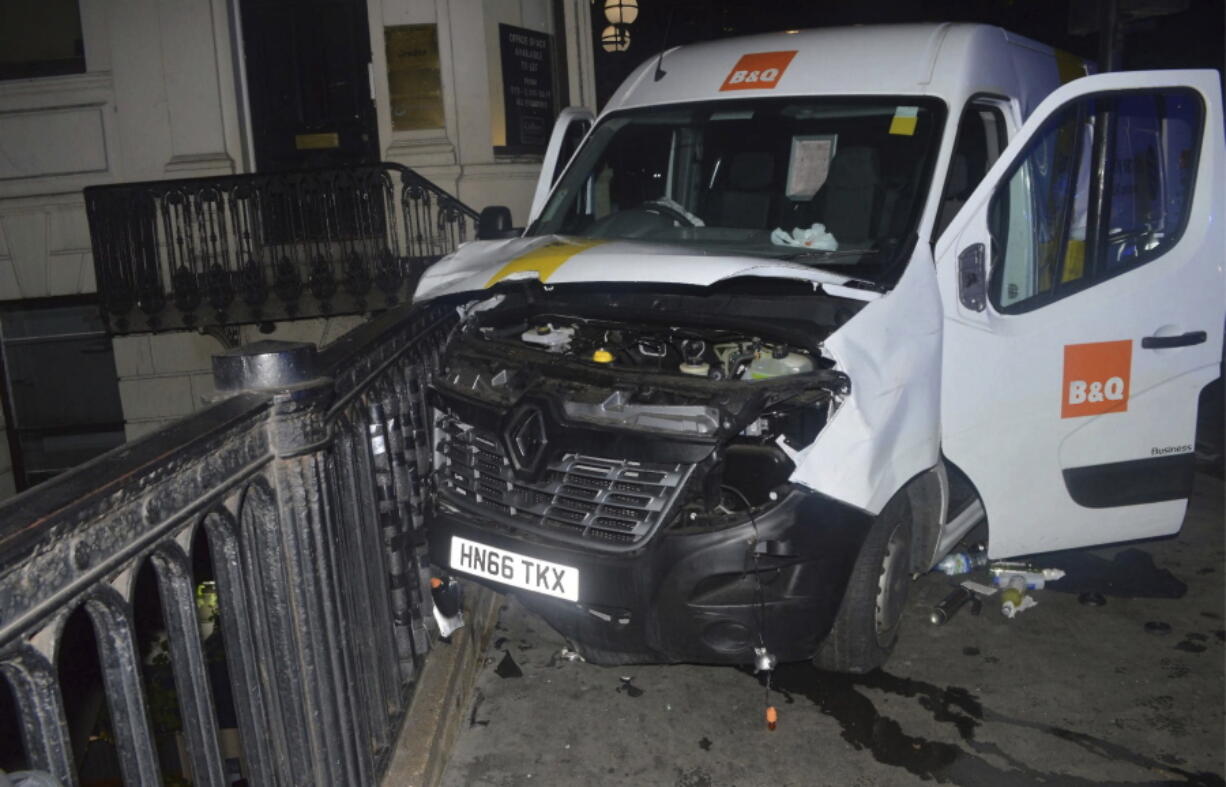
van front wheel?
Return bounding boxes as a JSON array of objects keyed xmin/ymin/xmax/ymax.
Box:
[{"xmin": 812, "ymin": 491, "xmax": 913, "ymax": 673}]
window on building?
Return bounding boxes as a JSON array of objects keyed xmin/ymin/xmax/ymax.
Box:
[
  {"xmin": 0, "ymin": 299, "xmax": 125, "ymax": 491},
  {"xmin": 0, "ymin": 0, "xmax": 86, "ymax": 80}
]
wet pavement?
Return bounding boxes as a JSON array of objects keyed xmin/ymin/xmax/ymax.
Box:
[{"xmin": 440, "ymin": 475, "xmax": 1225, "ymax": 787}]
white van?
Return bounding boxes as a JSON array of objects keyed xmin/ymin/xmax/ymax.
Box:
[{"xmin": 416, "ymin": 23, "xmax": 1225, "ymax": 671}]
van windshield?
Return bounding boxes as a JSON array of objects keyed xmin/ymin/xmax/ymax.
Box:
[{"xmin": 529, "ymin": 97, "xmax": 945, "ymax": 284}]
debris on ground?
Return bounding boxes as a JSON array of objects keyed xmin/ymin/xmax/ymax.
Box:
[
  {"xmin": 430, "ymin": 576, "xmax": 465, "ymax": 638},
  {"xmin": 936, "ymin": 549, "xmax": 989, "ymax": 575},
  {"xmin": 998, "ymin": 574, "xmax": 1037, "ymax": 618},
  {"xmin": 617, "ymin": 676, "xmax": 644, "ymax": 697},
  {"xmin": 929, "ymin": 586, "xmax": 974, "ymax": 625}
]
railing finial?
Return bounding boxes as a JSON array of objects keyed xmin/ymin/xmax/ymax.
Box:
[{"xmin": 212, "ymin": 340, "xmax": 319, "ymax": 393}]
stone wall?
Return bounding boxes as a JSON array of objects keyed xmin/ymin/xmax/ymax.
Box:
[{"xmin": 114, "ymin": 315, "xmax": 365, "ymax": 441}]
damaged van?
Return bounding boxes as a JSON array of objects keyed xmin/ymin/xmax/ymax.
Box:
[{"xmin": 416, "ymin": 23, "xmax": 1225, "ymax": 671}]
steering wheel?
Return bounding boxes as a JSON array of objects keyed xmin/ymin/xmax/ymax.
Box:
[{"xmin": 638, "ymin": 199, "xmax": 699, "ymax": 227}]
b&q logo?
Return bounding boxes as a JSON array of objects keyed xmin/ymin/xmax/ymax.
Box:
[
  {"xmin": 720, "ymin": 51, "xmax": 797, "ymax": 91},
  {"xmin": 1061, "ymin": 340, "xmax": 1132, "ymax": 418}
]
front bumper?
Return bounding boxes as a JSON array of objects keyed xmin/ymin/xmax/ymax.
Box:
[{"xmin": 427, "ymin": 486, "xmax": 873, "ymax": 665}]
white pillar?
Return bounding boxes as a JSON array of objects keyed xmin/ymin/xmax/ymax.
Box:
[
  {"xmin": 156, "ymin": 0, "xmax": 236, "ymax": 175},
  {"xmin": 561, "ymin": 0, "xmax": 597, "ymax": 110}
]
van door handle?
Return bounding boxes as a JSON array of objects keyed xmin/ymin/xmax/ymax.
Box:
[{"xmin": 1141, "ymin": 330, "xmax": 1207, "ymax": 349}]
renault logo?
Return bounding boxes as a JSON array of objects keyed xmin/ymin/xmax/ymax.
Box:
[{"xmin": 506, "ymin": 407, "xmax": 547, "ymax": 472}]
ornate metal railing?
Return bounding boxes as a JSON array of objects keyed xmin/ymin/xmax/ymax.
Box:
[
  {"xmin": 85, "ymin": 164, "xmax": 478, "ymax": 334},
  {"xmin": 0, "ymin": 300, "xmax": 459, "ymax": 785}
]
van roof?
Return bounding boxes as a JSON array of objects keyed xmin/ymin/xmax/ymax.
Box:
[{"xmin": 604, "ymin": 23, "xmax": 1066, "ymax": 114}]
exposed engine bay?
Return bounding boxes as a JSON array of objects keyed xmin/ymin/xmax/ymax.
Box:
[
  {"xmin": 429, "ymin": 284, "xmax": 860, "ymax": 547},
  {"xmin": 515, "ymin": 317, "xmax": 818, "ymax": 382}
]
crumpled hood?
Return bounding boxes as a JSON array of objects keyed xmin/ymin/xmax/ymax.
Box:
[{"xmin": 413, "ymin": 235, "xmax": 879, "ymax": 302}]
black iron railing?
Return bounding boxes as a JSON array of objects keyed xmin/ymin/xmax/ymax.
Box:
[
  {"xmin": 0, "ymin": 300, "xmax": 459, "ymax": 785},
  {"xmin": 85, "ymin": 164, "xmax": 478, "ymax": 334}
]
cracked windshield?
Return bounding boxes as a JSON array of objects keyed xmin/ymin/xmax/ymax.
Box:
[{"xmin": 530, "ymin": 97, "xmax": 944, "ymax": 282}]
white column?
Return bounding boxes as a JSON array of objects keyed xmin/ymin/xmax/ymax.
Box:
[
  {"xmin": 156, "ymin": 0, "xmax": 236, "ymax": 175},
  {"xmin": 562, "ymin": 0, "xmax": 597, "ymax": 110}
]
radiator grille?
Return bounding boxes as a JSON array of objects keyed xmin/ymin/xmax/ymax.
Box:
[{"xmin": 434, "ymin": 413, "xmax": 692, "ymax": 547}]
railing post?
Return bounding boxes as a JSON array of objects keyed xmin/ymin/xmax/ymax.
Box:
[{"xmin": 212, "ymin": 341, "xmax": 371, "ymax": 785}]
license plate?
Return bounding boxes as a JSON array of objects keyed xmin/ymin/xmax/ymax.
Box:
[{"xmin": 450, "ymin": 535, "xmax": 579, "ymax": 602}]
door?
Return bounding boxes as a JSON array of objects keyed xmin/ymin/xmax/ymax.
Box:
[
  {"xmin": 935, "ymin": 70, "xmax": 1225, "ymax": 558},
  {"xmin": 527, "ymin": 107, "xmax": 594, "ymax": 224},
  {"xmin": 240, "ymin": 0, "xmax": 379, "ymax": 171}
]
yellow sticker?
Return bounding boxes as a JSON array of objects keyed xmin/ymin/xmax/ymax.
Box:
[
  {"xmin": 889, "ymin": 106, "xmax": 919, "ymax": 136},
  {"xmin": 484, "ymin": 239, "xmax": 605, "ymax": 288}
]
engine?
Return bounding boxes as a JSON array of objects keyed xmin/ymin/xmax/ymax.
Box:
[{"xmin": 501, "ymin": 316, "xmax": 820, "ymax": 381}]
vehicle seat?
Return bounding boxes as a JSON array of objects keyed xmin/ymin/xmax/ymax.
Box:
[
  {"xmin": 705, "ymin": 151, "xmax": 775, "ymax": 229},
  {"xmin": 817, "ymin": 147, "xmax": 881, "ymax": 246}
]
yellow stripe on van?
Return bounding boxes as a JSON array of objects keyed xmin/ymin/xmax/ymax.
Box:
[
  {"xmin": 484, "ymin": 239, "xmax": 606, "ymax": 288},
  {"xmin": 1055, "ymin": 50, "xmax": 1085, "ymax": 84}
]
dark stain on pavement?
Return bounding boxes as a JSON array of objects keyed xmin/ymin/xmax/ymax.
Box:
[
  {"xmin": 494, "ymin": 650, "xmax": 523, "ymax": 678},
  {"xmin": 1175, "ymin": 640, "xmax": 1207, "ymax": 654},
  {"xmin": 1146, "ymin": 621, "xmax": 1174, "ymax": 635},
  {"xmin": 698, "ymin": 736, "xmax": 712, "ymax": 751},
  {"xmin": 469, "ymin": 689, "xmax": 489, "ymax": 727},
  {"xmin": 1215, "ymin": 630, "xmax": 1226, "ymax": 642},
  {"xmin": 962, "ymin": 646, "xmax": 980, "ymax": 656},
  {"xmin": 1161, "ymin": 658, "xmax": 1191, "ymax": 679},
  {"xmin": 769, "ymin": 664, "xmax": 1224, "ymax": 786}
]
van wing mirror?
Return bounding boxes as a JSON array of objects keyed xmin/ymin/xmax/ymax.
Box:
[
  {"xmin": 477, "ymin": 206, "xmax": 519, "ymax": 240},
  {"xmin": 528, "ymin": 107, "xmax": 595, "ymax": 224}
]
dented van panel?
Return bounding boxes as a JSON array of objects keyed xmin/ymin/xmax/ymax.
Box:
[{"xmin": 787, "ymin": 244, "xmax": 944, "ymax": 516}]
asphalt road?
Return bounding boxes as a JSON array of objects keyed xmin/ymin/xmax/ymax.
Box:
[{"xmin": 440, "ymin": 475, "xmax": 1225, "ymax": 787}]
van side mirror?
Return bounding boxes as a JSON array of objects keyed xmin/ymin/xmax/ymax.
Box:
[{"xmin": 477, "ymin": 206, "xmax": 519, "ymax": 240}]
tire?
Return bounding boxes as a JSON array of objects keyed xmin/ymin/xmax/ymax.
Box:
[{"xmin": 812, "ymin": 490, "xmax": 913, "ymax": 673}]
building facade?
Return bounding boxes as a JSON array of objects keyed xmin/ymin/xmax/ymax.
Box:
[{"xmin": 0, "ymin": 0, "xmax": 599, "ymax": 497}]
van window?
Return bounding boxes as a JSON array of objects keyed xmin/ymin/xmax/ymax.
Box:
[
  {"xmin": 988, "ymin": 89, "xmax": 1202, "ymax": 313},
  {"xmin": 530, "ymin": 97, "xmax": 946, "ymax": 284},
  {"xmin": 935, "ymin": 100, "xmax": 1008, "ymax": 238}
]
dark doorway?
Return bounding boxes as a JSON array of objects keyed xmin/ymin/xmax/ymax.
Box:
[{"xmin": 239, "ymin": 0, "xmax": 379, "ymax": 172}]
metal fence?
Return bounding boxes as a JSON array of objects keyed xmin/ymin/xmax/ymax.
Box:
[
  {"xmin": 85, "ymin": 164, "xmax": 478, "ymax": 334},
  {"xmin": 0, "ymin": 300, "xmax": 460, "ymax": 786}
]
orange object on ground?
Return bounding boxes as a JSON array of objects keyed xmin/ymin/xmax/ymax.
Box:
[{"xmin": 766, "ymin": 706, "xmax": 778, "ymax": 730}]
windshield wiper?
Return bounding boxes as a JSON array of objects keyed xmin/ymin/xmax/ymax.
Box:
[{"xmin": 783, "ymin": 248, "xmax": 876, "ymax": 263}]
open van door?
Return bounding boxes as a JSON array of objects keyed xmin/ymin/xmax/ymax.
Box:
[
  {"xmin": 527, "ymin": 107, "xmax": 594, "ymax": 224},
  {"xmin": 935, "ymin": 70, "xmax": 1225, "ymax": 558}
]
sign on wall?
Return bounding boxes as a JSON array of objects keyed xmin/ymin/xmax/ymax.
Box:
[
  {"xmin": 498, "ymin": 24, "xmax": 555, "ymax": 153},
  {"xmin": 385, "ymin": 24, "xmax": 445, "ymax": 131}
]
